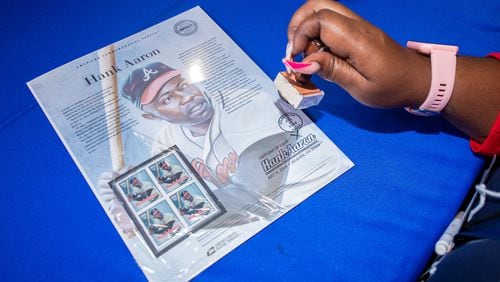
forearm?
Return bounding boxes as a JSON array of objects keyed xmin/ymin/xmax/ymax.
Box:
[
  {"xmin": 287, "ymin": 1, "xmax": 500, "ymax": 142},
  {"xmin": 443, "ymin": 56, "xmax": 500, "ymax": 142}
]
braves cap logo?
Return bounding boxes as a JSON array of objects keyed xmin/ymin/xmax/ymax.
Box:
[{"xmin": 142, "ymin": 68, "xmax": 158, "ymax": 81}]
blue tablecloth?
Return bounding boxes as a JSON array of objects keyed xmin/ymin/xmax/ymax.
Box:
[{"xmin": 2, "ymin": 0, "xmax": 498, "ymax": 281}]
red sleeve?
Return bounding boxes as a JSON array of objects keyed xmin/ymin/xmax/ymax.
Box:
[
  {"xmin": 468, "ymin": 52, "xmax": 500, "ymax": 156},
  {"xmin": 486, "ymin": 52, "xmax": 500, "ymax": 60},
  {"xmin": 470, "ymin": 113, "xmax": 500, "ymax": 156}
]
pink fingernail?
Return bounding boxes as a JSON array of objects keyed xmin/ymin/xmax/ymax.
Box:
[{"xmin": 282, "ymin": 59, "xmax": 320, "ymax": 75}]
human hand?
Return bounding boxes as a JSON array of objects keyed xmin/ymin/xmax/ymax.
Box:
[
  {"xmin": 98, "ymin": 168, "xmax": 136, "ymax": 234},
  {"xmin": 287, "ymin": 0, "xmax": 431, "ymax": 109}
]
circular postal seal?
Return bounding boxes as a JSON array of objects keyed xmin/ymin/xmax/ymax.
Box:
[
  {"xmin": 174, "ymin": 20, "xmax": 198, "ymax": 36},
  {"xmin": 278, "ymin": 112, "xmax": 303, "ymax": 135}
]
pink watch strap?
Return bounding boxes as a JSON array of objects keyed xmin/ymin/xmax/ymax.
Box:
[{"xmin": 406, "ymin": 41, "xmax": 458, "ymax": 116}]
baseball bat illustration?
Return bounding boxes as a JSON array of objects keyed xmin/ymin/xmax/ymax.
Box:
[
  {"xmin": 99, "ymin": 46, "xmax": 137, "ymax": 236},
  {"xmin": 98, "ymin": 44, "xmax": 125, "ymax": 172}
]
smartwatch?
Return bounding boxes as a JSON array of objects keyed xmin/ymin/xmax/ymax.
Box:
[{"xmin": 405, "ymin": 41, "xmax": 459, "ymax": 116}]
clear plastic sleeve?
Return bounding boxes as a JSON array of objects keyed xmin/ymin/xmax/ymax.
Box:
[{"xmin": 27, "ymin": 7, "xmax": 353, "ymax": 280}]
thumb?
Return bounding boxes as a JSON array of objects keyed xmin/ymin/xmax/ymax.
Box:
[{"xmin": 304, "ymin": 51, "xmax": 367, "ymax": 95}]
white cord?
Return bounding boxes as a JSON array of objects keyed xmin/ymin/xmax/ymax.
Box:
[
  {"xmin": 434, "ymin": 154, "xmax": 497, "ymax": 256},
  {"xmin": 429, "ymin": 154, "xmax": 498, "ymax": 277},
  {"xmin": 475, "ymin": 183, "xmax": 500, "ymax": 198},
  {"xmin": 467, "ymin": 154, "xmax": 497, "ymax": 222}
]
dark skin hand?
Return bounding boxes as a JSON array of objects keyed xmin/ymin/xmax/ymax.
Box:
[{"xmin": 287, "ymin": 0, "xmax": 500, "ymax": 142}]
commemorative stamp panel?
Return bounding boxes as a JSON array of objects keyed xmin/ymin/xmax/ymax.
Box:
[{"xmin": 109, "ymin": 145, "xmax": 225, "ymax": 256}]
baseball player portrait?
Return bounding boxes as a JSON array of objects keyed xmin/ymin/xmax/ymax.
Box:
[
  {"xmin": 121, "ymin": 62, "xmax": 237, "ymax": 187},
  {"xmin": 127, "ymin": 176, "xmax": 155, "ymax": 201},
  {"xmin": 122, "ymin": 174, "xmax": 160, "ymax": 211},
  {"xmin": 144, "ymin": 206, "xmax": 181, "ymax": 243},
  {"xmin": 156, "ymin": 159, "xmax": 188, "ymax": 188},
  {"xmin": 179, "ymin": 190, "xmax": 210, "ymax": 217},
  {"xmin": 100, "ymin": 61, "xmax": 293, "ymax": 231}
]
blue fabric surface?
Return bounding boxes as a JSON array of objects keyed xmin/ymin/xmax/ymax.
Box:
[{"xmin": 1, "ymin": 0, "xmax": 498, "ymax": 281}]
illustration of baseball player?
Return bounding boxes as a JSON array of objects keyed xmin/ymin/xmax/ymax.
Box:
[
  {"xmin": 157, "ymin": 160, "xmax": 188, "ymax": 187},
  {"xmin": 100, "ymin": 61, "xmax": 291, "ymax": 231},
  {"xmin": 179, "ymin": 190, "xmax": 210, "ymax": 217},
  {"xmin": 127, "ymin": 176, "xmax": 155, "ymax": 202},
  {"xmin": 147, "ymin": 207, "xmax": 180, "ymax": 237},
  {"xmin": 121, "ymin": 62, "xmax": 290, "ymax": 192}
]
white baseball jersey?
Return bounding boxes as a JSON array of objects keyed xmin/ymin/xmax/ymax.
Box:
[
  {"xmin": 150, "ymin": 92, "xmax": 291, "ymax": 216},
  {"xmin": 151, "ymin": 212, "xmax": 175, "ymax": 226},
  {"xmin": 131, "ymin": 181, "xmax": 154, "ymax": 196},
  {"xmin": 158, "ymin": 164, "xmax": 183, "ymax": 180},
  {"xmin": 151, "ymin": 92, "xmax": 286, "ymax": 188}
]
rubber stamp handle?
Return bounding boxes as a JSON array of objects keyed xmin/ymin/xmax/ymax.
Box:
[
  {"xmin": 304, "ymin": 39, "xmax": 325, "ymax": 56},
  {"xmin": 294, "ymin": 39, "xmax": 325, "ymax": 84}
]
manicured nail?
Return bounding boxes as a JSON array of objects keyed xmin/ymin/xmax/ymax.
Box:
[{"xmin": 282, "ymin": 59, "xmax": 320, "ymax": 75}]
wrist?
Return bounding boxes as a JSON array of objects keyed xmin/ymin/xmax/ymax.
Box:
[
  {"xmin": 442, "ymin": 56, "xmax": 500, "ymax": 141},
  {"xmin": 401, "ymin": 48, "xmax": 432, "ymax": 109},
  {"xmin": 404, "ymin": 41, "xmax": 458, "ymax": 116}
]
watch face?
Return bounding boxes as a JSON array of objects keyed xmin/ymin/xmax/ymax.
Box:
[{"xmin": 405, "ymin": 107, "xmax": 441, "ymax": 116}]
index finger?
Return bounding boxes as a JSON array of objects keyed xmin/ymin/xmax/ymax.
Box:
[
  {"xmin": 287, "ymin": 1, "xmax": 361, "ymax": 47},
  {"xmin": 292, "ymin": 9, "xmax": 357, "ymax": 61}
]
